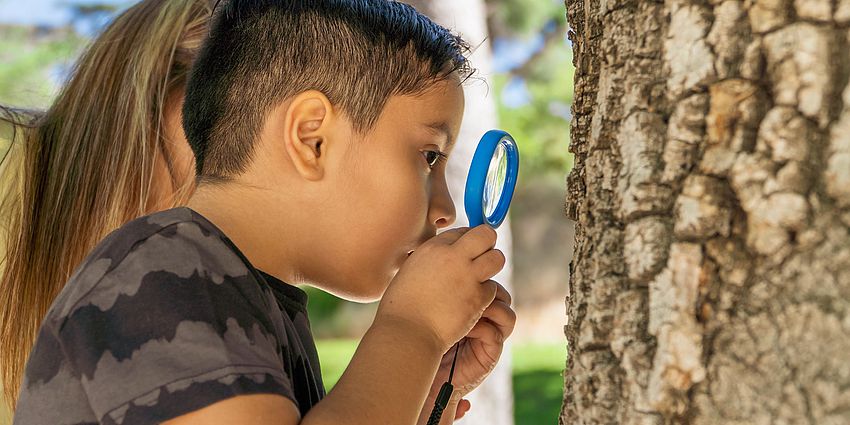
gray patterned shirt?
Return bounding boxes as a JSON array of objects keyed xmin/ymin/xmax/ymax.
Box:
[{"xmin": 13, "ymin": 207, "xmax": 325, "ymax": 424}]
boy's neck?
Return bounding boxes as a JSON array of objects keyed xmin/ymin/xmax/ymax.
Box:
[{"xmin": 185, "ymin": 183, "xmax": 307, "ymax": 287}]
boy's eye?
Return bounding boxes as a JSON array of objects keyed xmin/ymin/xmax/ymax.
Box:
[{"xmin": 423, "ymin": 150, "xmax": 448, "ymax": 168}]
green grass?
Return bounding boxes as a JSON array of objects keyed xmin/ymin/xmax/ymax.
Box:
[
  {"xmin": 315, "ymin": 339, "xmax": 566, "ymax": 425},
  {"xmin": 512, "ymin": 343, "xmax": 567, "ymax": 425}
]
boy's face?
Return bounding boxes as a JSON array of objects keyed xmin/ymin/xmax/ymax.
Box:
[
  {"xmin": 258, "ymin": 76, "xmax": 465, "ymax": 302},
  {"xmin": 331, "ymin": 78, "xmax": 464, "ymax": 301}
]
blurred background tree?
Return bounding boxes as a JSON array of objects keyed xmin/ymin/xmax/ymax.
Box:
[{"xmin": 0, "ymin": 1, "xmax": 574, "ymax": 424}]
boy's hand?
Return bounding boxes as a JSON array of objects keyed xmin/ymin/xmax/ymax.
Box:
[
  {"xmin": 376, "ymin": 225, "xmax": 505, "ymax": 354},
  {"xmin": 422, "ymin": 281, "xmax": 515, "ymax": 421}
]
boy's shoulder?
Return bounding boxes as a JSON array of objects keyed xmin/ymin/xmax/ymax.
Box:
[{"xmin": 46, "ymin": 207, "xmax": 253, "ymax": 329}]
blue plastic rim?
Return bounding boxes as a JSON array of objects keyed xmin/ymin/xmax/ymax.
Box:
[{"xmin": 464, "ymin": 130, "xmax": 520, "ymax": 228}]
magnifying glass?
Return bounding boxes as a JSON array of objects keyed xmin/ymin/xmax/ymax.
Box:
[
  {"xmin": 427, "ymin": 129, "xmax": 519, "ymax": 425},
  {"xmin": 464, "ymin": 129, "xmax": 520, "ymax": 228}
]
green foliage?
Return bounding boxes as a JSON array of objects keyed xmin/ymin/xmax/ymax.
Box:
[
  {"xmin": 485, "ymin": 0, "xmax": 566, "ymax": 38},
  {"xmin": 0, "ymin": 26, "xmax": 85, "ymax": 108},
  {"xmin": 315, "ymin": 339, "xmax": 360, "ymax": 388},
  {"xmin": 483, "ymin": 0, "xmax": 574, "ymax": 179},
  {"xmin": 494, "ymin": 43, "xmax": 574, "ymax": 181},
  {"xmin": 302, "ymin": 286, "xmax": 348, "ymax": 336}
]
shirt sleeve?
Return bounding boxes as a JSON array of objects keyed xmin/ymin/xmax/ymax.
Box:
[{"xmin": 55, "ymin": 222, "xmax": 297, "ymax": 425}]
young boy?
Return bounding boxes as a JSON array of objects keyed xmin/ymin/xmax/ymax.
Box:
[{"xmin": 12, "ymin": 1, "xmax": 515, "ymax": 424}]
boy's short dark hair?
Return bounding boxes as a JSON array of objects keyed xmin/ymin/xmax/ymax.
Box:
[{"xmin": 183, "ymin": 0, "xmax": 474, "ymax": 181}]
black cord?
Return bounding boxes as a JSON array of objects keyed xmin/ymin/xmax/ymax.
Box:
[
  {"xmin": 426, "ymin": 340, "xmax": 462, "ymax": 425},
  {"xmin": 447, "ymin": 340, "xmax": 460, "ymax": 384}
]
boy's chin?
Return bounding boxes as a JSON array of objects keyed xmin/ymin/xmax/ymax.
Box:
[
  {"xmin": 341, "ymin": 288, "xmax": 385, "ymax": 304},
  {"xmin": 337, "ymin": 274, "xmax": 391, "ymax": 304},
  {"xmin": 323, "ymin": 265, "xmax": 396, "ymax": 303}
]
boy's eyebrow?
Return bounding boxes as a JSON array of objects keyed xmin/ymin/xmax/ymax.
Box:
[{"xmin": 423, "ymin": 121, "xmax": 455, "ymax": 150}]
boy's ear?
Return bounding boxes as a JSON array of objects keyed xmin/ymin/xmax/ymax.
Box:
[{"xmin": 283, "ymin": 90, "xmax": 333, "ymax": 181}]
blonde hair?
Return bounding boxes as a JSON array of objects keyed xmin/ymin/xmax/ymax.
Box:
[{"xmin": 0, "ymin": 0, "xmax": 211, "ymax": 410}]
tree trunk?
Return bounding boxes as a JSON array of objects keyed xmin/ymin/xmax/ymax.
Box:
[
  {"xmin": 562, "ymin": 0, "xmax": 850, "ymax": 424},
  {"xmin": 405, "ymin": 1, "xmax": 516, "ymax": 425}
]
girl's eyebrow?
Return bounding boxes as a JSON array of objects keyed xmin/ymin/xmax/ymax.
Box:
[{"xmin": 422, "ymin": 121, "xmax": 455, "ymax": 149}]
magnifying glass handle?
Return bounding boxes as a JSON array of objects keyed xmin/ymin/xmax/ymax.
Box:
[
  {"xmin": 426, "ymin": 382, "xmax": 454, "ymax": 425},
  {"xmin": 426, "ymin": 340, "xmax": 461, "ymax": 424}
]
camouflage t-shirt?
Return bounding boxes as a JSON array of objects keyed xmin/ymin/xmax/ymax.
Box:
[{"xmin": 12, "ymin": 207, "xmax": 325, "ymax": 425}]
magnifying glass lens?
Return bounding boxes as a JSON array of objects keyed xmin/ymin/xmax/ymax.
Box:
[
  {"xmin": 483, "ymin": 142, "xmax": 508, "ymax": 218},
  {"xmin": 464, "ymin": 130, "xmax": 518, "ymax": 228}
]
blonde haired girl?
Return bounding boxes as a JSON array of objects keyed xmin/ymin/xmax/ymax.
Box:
[{"xmin": 0, "ymin": 0, "xmax": 211, "ymax": 411}]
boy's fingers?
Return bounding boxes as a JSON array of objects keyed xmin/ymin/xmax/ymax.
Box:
[
  {"xmin": 454, "ymin": 225, "xmax": 497, "ymax": 259},
  {"xmin": 471, "ymin": 248, "xmax": 505, "ymax": 282},
  {"xmin": 481, "ymin": 300, "xmax": 516, "ymax": 339},
  {"xmin": 467, "ymin": 319, "xmax": 504, "ymax": 350},
  {"xmin": 492, "ymin": 281, "xmax": 511, "ymax": 306},
  {"xmin": 454, "ymin": 399, "xmax": 471, "ymax": 420},
  {"xmin": 478, "ymin": 279, "xmax": 499, "ymax": 307}
]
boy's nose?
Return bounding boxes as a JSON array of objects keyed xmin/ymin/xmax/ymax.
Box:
[
  {"xmin": 433, "ymin": 207, "xmax": 456, "ymax": 229},
  {"xmin": 430, "ymin": 180, "xmax": 456, "ymax": 229}
]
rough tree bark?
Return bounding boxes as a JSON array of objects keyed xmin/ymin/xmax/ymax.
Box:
[
  {"xmin": 405, "ymin": 1, "xmax": 516, "ymax": 425},
  {"xmin": 562, "ymin": 0, "xmax": 850, "ymax": 424}
]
